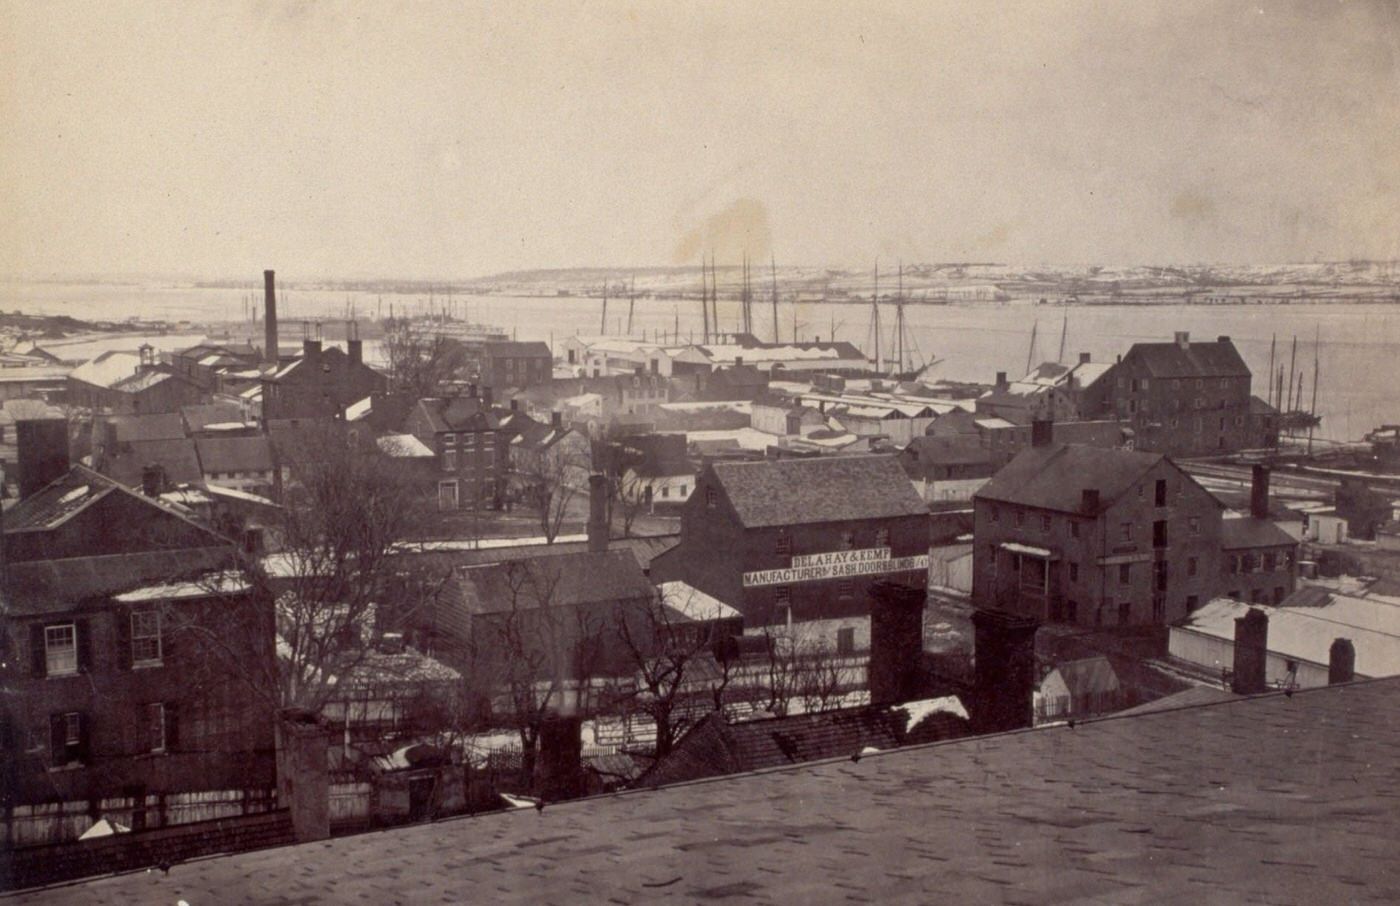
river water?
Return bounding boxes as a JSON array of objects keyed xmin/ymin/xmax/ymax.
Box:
[{"xmin": 3, "ymin": 281, "xmax": 1397, "ymax": 441}]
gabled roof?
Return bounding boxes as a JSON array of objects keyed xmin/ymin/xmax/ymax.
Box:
[
  {"xmin": 452, "ymin": 549, "xmax": 654, "ymax": 616},
  {"xmin": 182, "ymin": 402, "xmax": 249, "ymax": 433},
  {"xmin": 641, "ymin": 697, "xmax": 971, "ymax": 787},
  {"xmin": 412, "ymin": 396, "xmax": 500, "ymax": 433},
  {"xmin": 101, "ymin": 437, "xmax": 204, "ymax": 487},
  {"xmin": 902, "ymin": 435, "xmax": 995, "ymax": 471},
  {"xmin": 68, "ymin": 350, "xmax": 141, "ymax": 388},
  {"xmin": 976, "ymin": 443, "xmax": 1202, "ymax": 515},
  {"xmin": 1178, "ymin": 598, "xmax": 1400, "ymax": 678},
  {"xmin": 103, "ymin": 412, "xmax": 187, "ymax": 443},
  {"xmin": 1220, "ymin": 516, "xmax": 1298, "ymax": 550},
  {"xmin": 708, "ymin": 455, "xmax": 927, "ymax": 528},
  {"xmin": 1124, "ymin": 337, "xmax": 1250, "ymax": 378},
  {"xmin": 4, "ymin": 465, "xmax": 121, "ymax": 531},
  {"xmin": 482, "ymin": 340, "xmax": 552, "ymax": 358},
  {"xmin": 1044, "ymin": 656, "xmax": 1120, "ymax": 698},
  {"xmin": 3, "ymin": 548, "xmax": 237, "ymax": 615},
  {"xmin": 510, "ymin": 415, "xmax": 575, "ymax": 453}
]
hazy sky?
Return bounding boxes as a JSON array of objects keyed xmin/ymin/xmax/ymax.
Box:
[{"xmin": 2, "ymin": 0, "xmax": 1397, "ymax": 279}]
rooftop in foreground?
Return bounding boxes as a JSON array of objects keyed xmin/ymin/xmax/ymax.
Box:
[{"xmin": 14, "ymin": 677, "xmax": 1400, "ymax": 904}]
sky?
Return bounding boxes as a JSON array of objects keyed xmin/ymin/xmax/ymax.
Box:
[{"xmin": 1, "ymin": 0, "xmax": 1397, "ymax": 279}]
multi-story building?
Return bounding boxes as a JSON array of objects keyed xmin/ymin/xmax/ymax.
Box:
[
  {"xmin": 972, "ymin": 426, "xmax": 1225, "ymax": 627},
  {"xmin": 0, "ymin": 464, "xmax": 276, "ymax": 846},
  {"xmin": 404, "ymin": 395, "xmax": 510, "ymax": 510},
  {"xmin": 649, "ymin": 455, "xmax": 930, "ymax": 651},
  {"xmin": 478, "ymin": 341, "xmax": 553, "ymax": 391},
  {"xmin": 1087, "ymin": 332, "xmax": 1253, "ymax": 457},
  {"xmin": 260, "ymin": 339, "xmax": 387, "ymax": 421}
]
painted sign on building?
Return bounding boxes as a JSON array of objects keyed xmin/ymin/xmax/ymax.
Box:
[{"xmin": 742, "ymin": 546, "xmax": 931, "ymax": 588}]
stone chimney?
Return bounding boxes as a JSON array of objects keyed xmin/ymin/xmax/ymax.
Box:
[
  {"xmin": 587, "ymin": 473, "xmax": 608, "ymax": 553},
  {"xmin": 1328, "ymin": 638, "xmax": 1355, "ymax": 685},
  {"xmin": 536, "ymin": 711, "xmax": 584, "ymax": 801},
  {"xmin": 971, "ymin": 609, "xmax": 1039, "ymax": 734},
  {"xmin": 1078, "ymin": 352, "xmax": 1091, "ymax": 364},
  {"xmin": 263, "ymin": 270, "xmax": 279, "ymax": 364},
  {"xmin": 275, "ymin": 710, "xmax": 331, "ymax": 842},
  {"xmin": 1231, "ymin": 608, "xmax": 1269, "ymax": 695},
  {"xmin": 1031, "ymin": 419, "xmax": 1054, "ymax": 448},
  {"xmin": 302, "ymin": 337, "xmax": 321, "ymax": 360},
  {"xmin": 15, "ymin": 417, "xmax": 69, "ymax": 499},
  {"xmin": 140, "ymin": 463, "xmax": 166, "ymax": 498},
  {"xmin": 1175, "ymin": 331, "xmax": 1190, "ymax": 349},
  {"xmin": 1081, "ymin": 488, "xmax": 1101, "ymax": 515},
  {"xmin": 868, "ymin": 580, "xmax": 925, "ymax": 705},
  {"xmin": 1250, "ymin": 465, "xmax": 1271, "ymax": 520}
]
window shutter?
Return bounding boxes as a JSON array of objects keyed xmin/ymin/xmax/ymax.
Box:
[
  {"xmin": 164, "ymin": 703, "xmax": 179, "ymax": 752},
  {"xmin": 75, "ymin": 619, "xmax": 93, "ymax": 673},
  {"xmin": 31, "ymin": 625, "xmax": 48, "ymax": 678},
  {"xmin": 75, "ymin": 713, "xmax": 90, "ymax": 763},
  {"xmin": 116, "ymin": 607, "xmax": 133, "ymax": 670},
  {"xmin": 49, "ymin": 714, "xmax": 65, "ymax": 765}
]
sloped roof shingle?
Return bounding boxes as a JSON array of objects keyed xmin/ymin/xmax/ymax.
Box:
[{"xmin": 710, "ymin": 455, "xmax": 926, "ymax": 527}]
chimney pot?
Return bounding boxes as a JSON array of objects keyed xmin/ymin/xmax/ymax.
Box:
[
  {"xmin": 510, "ymin": 398, "xmax": 519, "ymax": 412},
  {"xmin": 347, "ymin": 337, "xmax": 363, "ymax": 366},
  {"xmin": 303, "ymin": 338, "xmax": 321, "ymax": 358}
]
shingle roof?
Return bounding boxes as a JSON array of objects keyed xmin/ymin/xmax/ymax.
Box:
[
  {"xmin": 101, "ymin": 437, "xmax": 205, "ymax": 487},
  {"xmin": 452, "ymin": 549, "xmax": 654, "ymax": 616},
  {"xmin": 1220, "ymin": 515, "xmax": 1298, "ymax": 550},
  {"xmin": 29, "ymin": 678, "xmax": 1400, "ymax": 904},
  {"xmin": 104, "ymin": 413, "xmax": 187, "ymax": 443},
  {"xmin": 975, "ymin": 442, "xmax": 1189, "ymax": 515},
  {"xmin": 709, "ymin": 455, "xmax": 927, "ymax": 527},
  {"xmin": 3, "ymin": 548, "xmax": 237, "ymax": 615},
  {"xmin": 641, "ymin": 698, "xmax": 971, "ymax": 787},
  {"xmin": 413, "ymin": 396, "xmax": 499, "ymax": 433},
  {"xmin": 3, "ymin": 466, "xmax": 121, "ymax": 531},
  {"xmin": 482, "ymin": 341, "xmax": 552, "ymax": 358},
  {"xmin": 182, "ymin": 402, "xmax": 249, "ymax": 433},
  {"xmin": 1125, "ymin": 337, "xmax": 1250, "ymax": 378},
  {"xmin": 431, "ymin": 534, "xmax": 679, "ymax": 572}
]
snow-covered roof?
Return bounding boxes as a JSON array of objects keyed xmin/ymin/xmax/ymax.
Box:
[
  {"xmin": 669, "ymin": 427, "xmax": 778, "ymax": 451},
  {"xmin": 113, "ymin": 571, "xmax": 250, "ymax": 602},
  {"xmin": 203, "ymin": 483, "xmax": 279, "ymax": 507},
  {"xmin": 69, "ymin": 351, "xmax": 142, "ymax": 389},
  {"xmin": 894, "ymin": 696, "xmax": 969, "ymax": 732},
  {"xmin": 1001, "ymin": 542, "xmax": 1054, "ymax": 558},
  {"xmin": 975, "ymin": 417, "xmax": 1016, "ymax": 429},
  {"xmin": 345, "ymin": 396, "xmax": 373, "ymax": 421},
  {"xmin": 658, "ymin": 580, "xmax": 741, "ymax": 622},
  {"xmin": 377, "ymin": 433, "xmax": 434, "ymax": 458},
  {"xmin": 1177, "ymin": 597, "xmax": 1400, "ymax": 678}
]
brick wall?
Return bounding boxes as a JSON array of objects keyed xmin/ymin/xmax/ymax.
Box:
[{"xmin": 0, "ymin": 809, "xmax": 293, "ymax": 892}]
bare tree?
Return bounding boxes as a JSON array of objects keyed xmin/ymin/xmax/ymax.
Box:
[
  {"xmin": 516, "ymin": 436, "xmax": 592, "ymax": 544},
  {"xmin": 753, "ymin": 624, "xmax": 849, "ymax": 717},
  {"xmin": 610, "ymin": 586, "xmax": 733, "ymax": 758},
  {"xmin": 611, "ymin": 472, "xmax": 650, "ymax": 539},
  {"xmin": 383, "ymin": 320, "xmax": 468, "ymax": 400}
]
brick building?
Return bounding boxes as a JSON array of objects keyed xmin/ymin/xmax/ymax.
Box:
[
  {"xmin": 260, "ymin": 339, "xmax": 387, "ymax": 421},
  {"xmin": 404, "ymin": 395, "xmax": 510, "ymax": 510},
  {"xmin": 972, "ymin": 427, "xmax": 1225, "ymax": 627},
  {"xmin": 649, "ymin": 455, "xmax": 930, "ymax": 650},
  {"xmin": 1, "ymin": 465, "xmax": 276, "ymax": 846},
  {"xmin": 1087, "ymin": 332, "xmax": 1253, "ymax": 457},
  {"xmin": 478, "ymin": 341, "xmax": 553, "ymax": 391}
]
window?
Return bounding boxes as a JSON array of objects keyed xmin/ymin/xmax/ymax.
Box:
[
  {"xmin": 1220, "ymin": 378, "xmax": 1229, "ymax": 389},
  {"xmin": 1228, "ymin": 554, "xmax": 1240, "ymax": 574},
  {"xmin": 1188, "ymin": 517, "xmax": 1201, "ymax": 535},
  {"xmin": 148, "ymin": 703, "xmax": 166, "ymax": 753},
  {"xmin": 836, "ymin": 627, "xmax": 855, "ymax": 655},
  {"xmin": 840, "ymin": 531, "xmax": 855, "ymax": 550},
  {"xmin": 1187, "ymin": 557, "xmax": 1198, "ymax": 577},
  {"xmin": 837, "ymin": 580, "xmax": 855, "ymax": 598},
  {"xmin": 1153, "ymin": 520, "xmax": 1167, "ymax": 549},
  {"xmin": 1015, "ymin": 510, "xmax": 1025, "ymax": 528},
  {"xmin": 776, "ymin": 533, "xmax": 792, "ymax": 555},
  {"xmin": 679, "ymin": 485, "xmax": 687, "ymax": 497},
  {"xmin": 1070, "ymin": 520, "xmax": 1080, "ymax": 539},
  {"xmin": 443, "ymin": 449, "xmax": 458, "ymax": 472},
  {"xmin": 443, "ymin": 433, "xmax": 456, "ymax": 445},
  {"xmin": 1155, "ymin": 479, "xmax": 1167, "ymax": 507},
  {"xmin": 1040, "ymin": 514, "xmax": 1051, "ymax": 533},
  {"xmin": 875, "ymin": 528, "xmax": 890, "ymax": 547},
  {"xmin": 775, "ymin": 585, "xmax": 792, "ymax": 606},
  {"xmin": 705, "ymin": 487, "xmax": 718, "ymax": 508},
  {"xmin": 437, "ymin": 480, "xmax": 459, "ymax": 511},
  {"xmin": 990, "ymin": 506, "xmax": 1000, "ymax": 524},
  {"xmin": 1141, "ymin": 378, "xmax": 1150, "ymax": 390},
  {"xmin": 1118, "ymin": 602, "xmax": 1131, "ymax": 625},
  {"xmin": 1069, "ymin": 562, "xmax": 1079, "ymax": 583},
  {"xmin": 660, "ymin": 486, "xmax": 669, "ymax": 498},
  {"xmin": 49, "ymin": 711, "xmax": 86, "ymax": 766},
  {"xmin": 1264, "ymin": 552, "xmax": 1277, "ymax": 572},
  {"xmin": 131, "ymin": 611, "xmax": 162, "ymax": 666},
  {"xmin": 1119, "ymin": 563, "xmax": 1131, "ymax": 585},
  {"xmin": 1137, "ymin": 485, "xmax": 1145, "ymax": 500},
  {"xmin": 1120, "ymin": 523, "xmax": 1133, "ymax": 541},
  {"xmin": 45, "ymin": 625, "xmax": 78, "ymax": 677}
]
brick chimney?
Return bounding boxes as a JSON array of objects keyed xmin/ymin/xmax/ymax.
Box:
[
  {"xmin": 868, "ymin": 580, "xmax": 925, "ymax": 705},
  {"xmin": 995, "ymin": 371, "xmax": 1008, "ymax": 390},
  {"xmin": 536, "ymin": 711, "xmax": 584, "ymax": 801},
  {"xmin": 15, "ymin": 417, "xmax": 69, "ymax": 499},
  {"xmin": 1328, "ymin": 638, "xmax": 1355, "ymax": 685},
  {"xmin": 1031, "ymin": 419, "xmax": 1054, "ymax": 448},
  {"xmin": 1174, "ymin": 331, "xmax": 1190, "ymax": 349},
  {"xmin": 1080, "ymin": 488, "xmax": 1101, "ymax": 514},
  {"xmin": 1231, "ymin": 608, "xmax": 1268, "ymax": 695},
  {"xmin": 263, "ymin": 270, "xmax": 279, "ymax": 364},
  {"xmin": 482, "ymin": 386, "xmax": 493, "ymax": 408},
  {"xmin": 276, "ymin": 710, "xmax": 331, "ymax": 842},
  {"xmin": 302, "ymin": 337, "xmax": 321, "ymax": 360},
  {"xmin": 347, "ymin": 320, "xmax": 362, "ymax": 366},
  {"xmin": 1078, "ymin": 352, "xmax": 1091, "ymax": 364},
  {"xmin": 140, "ymin": 463, "xmax": 166, "ymax": 498},
  {"xmin": 551, "ymin": 410, "xmax": 562, "ymax": 429},
  {"xmin": 1250, "ymin": 465, "xmax": 1271, "ymax": 520},
  {"xmin": 587, "ymin": 473, "xmax": 608, "ymax": 552},
  {"xmin": 971, "ymin": 609, "xmax": 1039, "ymax": 733}
]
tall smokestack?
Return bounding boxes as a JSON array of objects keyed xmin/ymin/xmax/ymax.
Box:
[
  {"xmin": 587, "ymin": 473, "xmax": 608, "ymax": 553},
  {"xmin": 1250, "ymin": 465, "xmax": 1270, "ymax": 520},
  {"xmin": 264, "ymin": 270, "xmax": 279, "ymax": 364}
]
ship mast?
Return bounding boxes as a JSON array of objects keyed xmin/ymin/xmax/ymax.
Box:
[
  {"xmin": 700, "ymin": 259, "xmax": 710, "ymax": 344},
  {"xmin": 895, "ymin": 262, "xmax": 906, "ymax": 375},
  {"xmin": 871, "ymin": 261, "xmax": 882, "ymax": 373},
  {"xmin": 1266, "ymin": 334, "xmax": 1276, "ymax": 409},
  {"xmin": 1057, "ymin": 313, "xmax": 1068, "ymax": 364},
  {"xmin": 1307, "ymin": 326, "xmax": 1320, "ymax": 455},
  {"xmin": 600, "ymin": 278, "xmax": 609, "ymax": 335},
  {"xmin": 770, "ymin": 256, "xmax": 780, "ymax": 344},
  {"xmin": 627, "ymin": 274, "xmax": 636, "ymax": 336}
]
